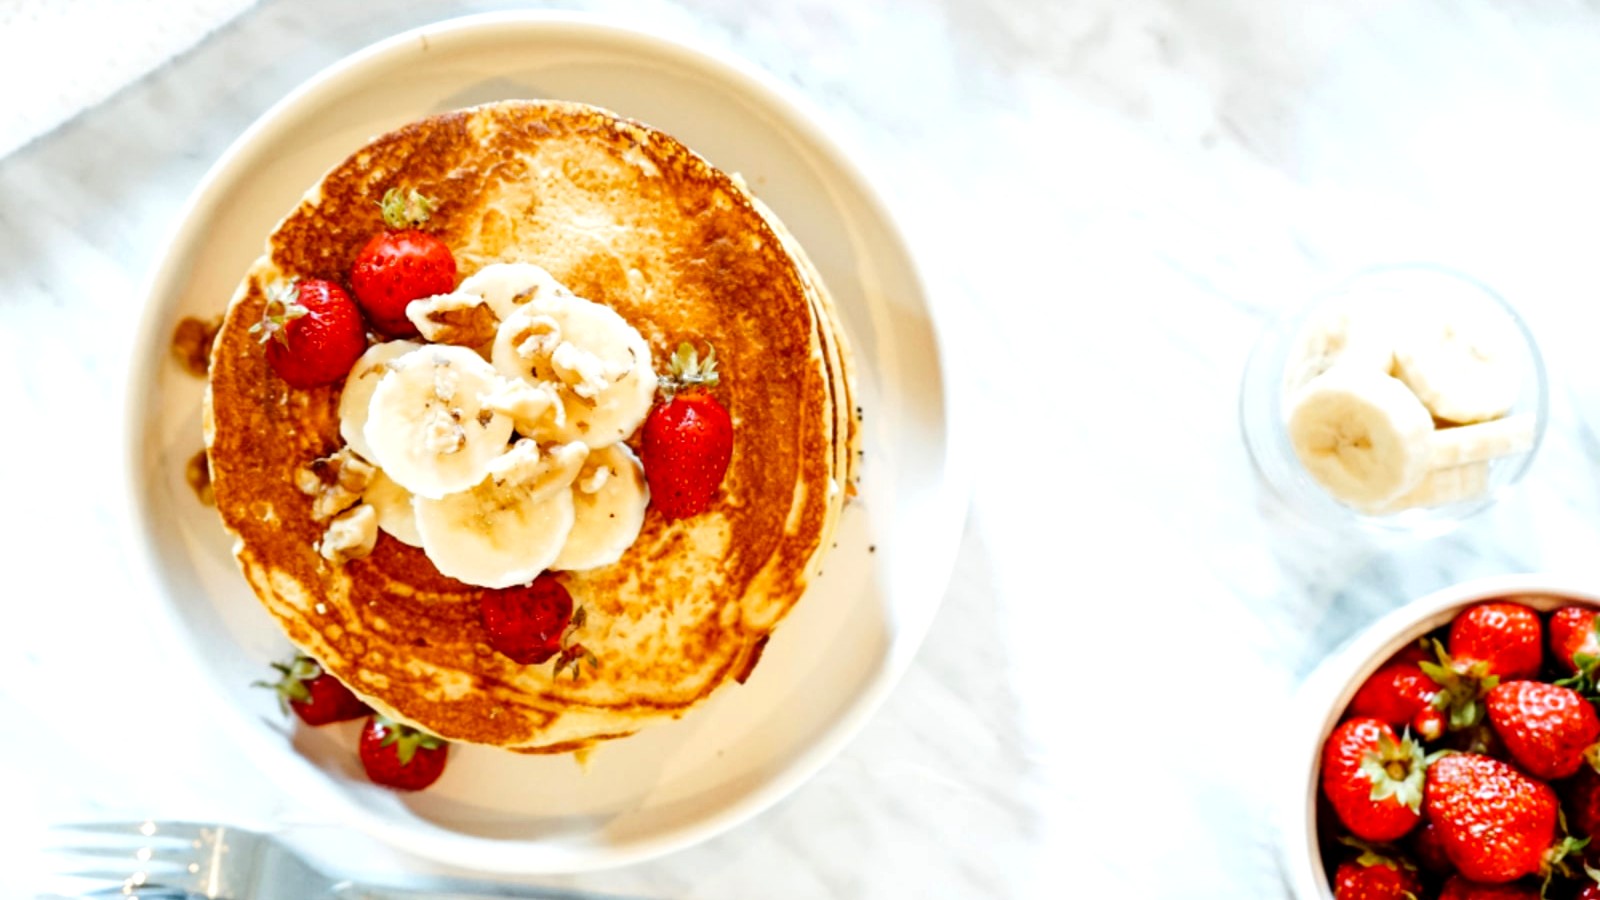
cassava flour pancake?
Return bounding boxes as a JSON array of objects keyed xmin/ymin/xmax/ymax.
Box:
[{"xmin": 203, "ymin": 99, "xmax": 857, "ymax": 753}]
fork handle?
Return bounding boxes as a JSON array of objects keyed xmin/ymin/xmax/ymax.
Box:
[{"xmin": 332, "ymin": 882, "xmax": 644, "ymax": 900}]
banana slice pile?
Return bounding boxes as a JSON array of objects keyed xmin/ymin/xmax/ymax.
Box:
[
  {"xmin": 1282, "ymin": 293, "xmax": 1535, "ymax": 515},
  {"xmin": 336, "ymin": 263, "xmax": 654, "ymax": 587}
]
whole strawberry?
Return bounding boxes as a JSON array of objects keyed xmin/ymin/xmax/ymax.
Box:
[
  {"xmin": 642, "ymin": 343, "xmax": 733, "ymax": 521},
  {"xmin": 1409, "ymin": 820, "xmax": 1453, "ymax": 875},
  {"xmin": 252, "ymin": 279, "xmax": 368, "ymax": 388},
  {"xmin": 254, "ymin": 653, "xmax": 369, "ymax": 726},
  {"xmin": 1562, "ymin": 763, "xmax": 1600, "ymax": 844},
  {"xmin": 1349, "ymin": 662, "xmax": 1440, "ymax": 731},
  {"xmin": 1321, "ymin": 718, "xmax": 1425, "ymax": 842},
  {"xmin": 1448, "ymin": 602, "xmax": 1543, "ymax": 681},
  {"xmin": 1580, "ymin": 884, "xmax": 1600, "ymax": 900},
  {"xmin": 1485, "ymin": 679, "xmax": 1600, "ymax": 780},
  {"xmin": 480, "ymin": 574, "xmax": 574, "ymax": 665},
  {"xmin": 1551, "ymin": 605, "xmax": 1600, "ymax": 694},
  {"xmin": 1424, "ymin": 752, "xmax": 1573, "ymax": 884},
  {"xmin": 1331, "ymin": 840, "xmax": 1423, "ymax": 900},
  {"xmin": 358, "ymin": 715, "xmax": 448, "ymax": 791},
  {"xmin": 350, "ymin": 188, "xmax": 456, "ymax": 336},
  {"xmin": 1436, "ymin": 876, "xmax": 1538, "ymax": 900}
]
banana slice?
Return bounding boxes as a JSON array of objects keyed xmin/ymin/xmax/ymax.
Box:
[
  {"xmin": 1376, "ymin": 462, "xmax": 1491, "ymax": 514},
  {"xmin": 413, "ymin": 439, "xmax": 589, "ymax": 588},
  {"xmin": 363, "ymin": 468, "xmax": 422, "ymax": 547},
  {"xmin": 552, "ymin": 443, "xmax": 650, "ymax": 572},
  {"xmin": 460, "ymin": 262, "xmax": 576, "ymax": 321},
  {"xmin": 1286, "ymin": 367, "xmax": 1436, "ymax": 511},
  {"xmin": 491, "ymin": 290, "xmax": 657, "ymax": 448},
  {"xmin": 362, "ymin": 344, "xmax": 516, "ymax": 499},
  {"xmin": 1282, "ymin": 298, "xmax": 1396, "ymax": 399},
  {"xmin": 338, "ymin": 340, "xmax": 422, "ymax": 462},
  {"xmin": 1393, "ymin": 307, "xmax": 1520, "ymax": 424},
  {"xmin": 1429, "ymin": 414, "xmax": 1537, "ymax": 469}
]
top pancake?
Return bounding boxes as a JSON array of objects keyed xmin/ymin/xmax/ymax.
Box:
[{"xmin": 204, "ymin": 100, "xmax": 851, "ymax": 751}]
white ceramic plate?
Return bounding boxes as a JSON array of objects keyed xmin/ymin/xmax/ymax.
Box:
[{"xmin": 123, "ymin": 11, "xmax": 967, "ymax": 874}]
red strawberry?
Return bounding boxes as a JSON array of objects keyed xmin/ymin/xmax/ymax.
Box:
[
  {"xmin": 1449, "ymin": 602, "xmax": 1543, "ymax": 680},
  {"xmin": 1412, "ymin": 706, "xmax": 1447, "ymax": 743},
  {"xmin": 1580, "ymin": 886, "xmax": 1600, "ymax": 900},
  {"xmin": 350, "ymin": 188, "xmax": 456, "ymax": 336},
  {"xmin": 1321, "ymin": 718, "xmax": 1426, "ymax": 842},
  {"xmin": 1562, "ymin": 763, "xmax": 1600, "ymax": 844},
  {"xmin": 1350, "ymin": 663, "xmax": 1441, "ymax": 729},
  {"xmin": 1333, "ymin": 851, "xmax": 1423, "ymax": 900},
  {"xmin": 1410, "ymin": 820, "xmax": 1453, "ymax": 875},
  {"xmin": 358, "ymin": 715, "xmax": 448, "ymax": 791},
  {"xmin": 1436, "ymin": 876, "xmax": 1538, "ymax": 900},
  {"xmin": 480, "ymin": 574, "xmax": 575, "ymax": 665},
  {"xmin": 1552, "ymin": 606, "xmax": 1600, "ymax": 695},
  {"xmin": 1424, "ymin": 753, "xmax": 1576, "ymax": 884},
  {"xmin": 251, "ymin": 279, "xmax": 367, "ymax": 388},
  {"xmin": 1485, "ymin": 680, "xmax": 1600, "ymax": 780},
  {"xmin": 641, "ymin": 343, "xmax": 733, "ymax": 520},
  {"xmin": 254, "ymin": 653, "xmax": 369, "ymax": 726}
]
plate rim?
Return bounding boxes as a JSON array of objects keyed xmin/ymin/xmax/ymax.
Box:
[{"xmin": 121, "ymin": 8, "xmax": 973, "ymax": 873}]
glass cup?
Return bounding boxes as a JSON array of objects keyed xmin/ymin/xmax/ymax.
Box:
[{"xmin": 1240, "ymin": 264, "xmax": 1547, "ymax": 536}]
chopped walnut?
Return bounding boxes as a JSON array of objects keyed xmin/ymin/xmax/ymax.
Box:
[
  {"xmin": 551, "ymin": 341, "xmax": 612, "ymax": 400},
  {"xmin": 407, "ymin": 291, "xmax": 500, "ymax": 347},
  {"xmin": 295, "ymin": 448, "xmax": 375, "ymax": 521},
  {"xmin": 481, "ymin": 378, "xmax": 565, "ymax": 435},
  {"xmin": 577, "ymin": 464, "xmax": 612, "ymax": 495},
  {"xmin": 318, "ymin": 502, "xmax": 377, "ymax": 563},
  {"xmin": 170, "ymin": 315, "xmax": 221, "ymax": 377}
]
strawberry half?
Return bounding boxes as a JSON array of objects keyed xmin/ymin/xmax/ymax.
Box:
[
  {"xmin": 1485, "ymin": 679, "xmax": 1600, "ymax": 780},
  {"xmin": 358, "ymin": 715, "xmax": 448, "ymax": 791},
  {"xmin": 254, "ymin": 653, "xmax": 369, "ymax": 726},
  {"xmin": 641, "ymin": 343, "xmax": 733, "ymax": 521},
  {"xmin": 350, "ymin": 187, "xmax": 456, "ymax": 337},
  {"xmin": 1320, "ymin": 718, "xmax": 1425, "ymax": 842},
  {"xmin": 251, "ymin": 279, "xmax": 368, "ymax": 389}
]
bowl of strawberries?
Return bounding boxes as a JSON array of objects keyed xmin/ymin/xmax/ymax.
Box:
[{"xmin": 1288, "ymin": 575, "xmax": 1600, "ymax": 900}]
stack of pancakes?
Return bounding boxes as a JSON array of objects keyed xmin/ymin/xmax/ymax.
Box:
[{"xmin": 203, "ymin": 100, "xmax": 857, "ymax": 753}]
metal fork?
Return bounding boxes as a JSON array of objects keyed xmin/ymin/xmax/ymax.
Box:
[{"xmin": 44, "ymin": 821, "xmax": 647, "ymax": 900}]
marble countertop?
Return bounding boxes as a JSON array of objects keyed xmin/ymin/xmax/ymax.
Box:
[{"xmin": 9, "ymin": 0, "xmax": 1600, "ymax": 896}]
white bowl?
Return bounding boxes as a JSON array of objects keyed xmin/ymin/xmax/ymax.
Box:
[
  {"xmin": 1282, "ymin": 574, "xmax": 1600, "ymax": 899},
  {"xmin": 122, "ymin": 11, "xmax": 969, "ymax": 873}
]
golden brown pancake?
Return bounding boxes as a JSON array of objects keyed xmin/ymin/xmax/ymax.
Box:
[{"xmin": 204, "ymin": 100, "xmax": 854, "ymax": 752}]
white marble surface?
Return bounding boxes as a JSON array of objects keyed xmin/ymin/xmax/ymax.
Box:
[{"xmin": 9, "ymin": 0, "xmax": 1600, "ymax": 896}]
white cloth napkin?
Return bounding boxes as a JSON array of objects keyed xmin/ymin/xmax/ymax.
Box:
[{"xmin": 0, "ymin": 0, "xmax": 257, "ymax": 158}]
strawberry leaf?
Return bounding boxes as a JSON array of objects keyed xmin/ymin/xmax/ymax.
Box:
[{"xmin": 379, "ymin": 187, "xmax": 435, "ymax": 228}]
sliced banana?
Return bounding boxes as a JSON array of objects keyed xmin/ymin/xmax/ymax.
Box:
[
  {"xmin": 338, "ymin": 340, "xmax": 422, "ymax": 462},
  {"xmin": 1286, "ymin": 367, "xmax": 1436, "ymax": 511},
  {"xmin": 552, "ymin": 443, "xmax": 650, "ymax": 572},
  {"xmin": 1281, "ymin": 297, "xmax": 1396, "ymax": 399},
  {"xmin": 412, "ymin": 440, "xmax": 589, "ymax": 588},
  {"xmin": 1393, "ymin": 307, "xmax": 1520, "ymax": 424},
  {"xmin": 363, "ymin": 468, "xmax": 422, "ymax": 547},
  {"xmin": 1429, "ymin": 413, "xmax": 1537, "ymax": 469},
  {"xmin": 362, "ymin": 344, "xmax": 516, "ymax": 500},
  {"xmin": 491, "ymin": 291, "xmax": 657, "ymax": 448},
  {"xmin": 460, "ymin": 262, "xmax": 576, "ymax": 321},
  {"xmin": 1376, "ymin": 462, "xmax": 1491, "ymax": 514}
]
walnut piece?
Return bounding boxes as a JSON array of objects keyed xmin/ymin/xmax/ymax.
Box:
[
  {"xmin": 318, "ymin": 503, "xmax": 378, "ymax": 563},
  {"xmin": 407, "ymin": 291, "xmax": 500, "ymax": 348},
  {"xmin": 295, "ymin": 447, "xmax": 376, "ymax": 521}
]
